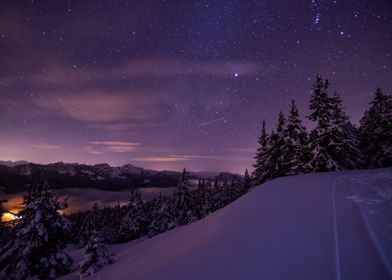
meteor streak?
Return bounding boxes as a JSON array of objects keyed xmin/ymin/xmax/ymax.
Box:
[{"xmin": 198, "ymin": 117, "xmax": 226, "ymax": 127}]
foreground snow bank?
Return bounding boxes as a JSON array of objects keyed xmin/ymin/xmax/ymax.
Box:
[{"xmin": 64, "ymin": 168, "xmax": 392, "ymax": 280}]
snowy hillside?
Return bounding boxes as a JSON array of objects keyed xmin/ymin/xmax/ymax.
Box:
[{"xmin": 64, "ymin": 168, "xmax": 392, "ymax": 280}]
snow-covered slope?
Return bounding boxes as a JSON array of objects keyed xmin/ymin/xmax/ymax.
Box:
[{"xmin": 69, "ymin": 169, "xmax": 392, "ymax": 280}]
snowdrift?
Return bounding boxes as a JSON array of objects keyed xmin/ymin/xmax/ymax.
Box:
[{"xmin": 69, "ymin": 169, "xmax": 392, "ymax": 280}]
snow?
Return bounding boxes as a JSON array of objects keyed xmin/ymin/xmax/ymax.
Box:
[
  {"xmin": 62, "ymin": 168, "xmax": 392, "ymax": 280},
  {"xmin": 0, "ymin": 160, "xmax": 28, "ymax": 167}
]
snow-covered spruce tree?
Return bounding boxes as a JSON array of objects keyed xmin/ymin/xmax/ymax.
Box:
[
  {"xmin": 173, "ymin": 168, "xmax": 193, "ymax": 226},
  {"xmin": 148, "ymin": 195, "xmax": 174, "ymax": 237},
  {"xmin": 120, "ymin": 190, "xmax": 149, "ymax": 241},
  {"xmin": 280, "ymin": 99, "xmax": 309, "ymax": 175},
  {"xmin": 266, "ymin": 112, "xmax": 288, "ymax": 179},
  {"xmin": 0, "ymin": 180, "xmax": 72, "ymax": 280},
  {"xmin": 307, "ymin": 75, "xmax": 342, "ymax": 172},
  {"xmin": 78, "ymin": 203, "xmax": 103, "ymax": 247},
  {"xmin": 358, "ymin": 87, "xmax": 392, "ymax": 168},
  {"xmin": 191, "ymin": 179, "xmax": 207, "ymax": 220},
  {"xmin": 329, "ymin": 93, "xmax": 363, "ymax": 169},
  {"xmin": 211, "ymin": 180, "xmax": 226, "ymax": 211},
  {"xmin": 243, "ymin": 169, "xmax": 251, "ymax": 193},
  {"xmin": 252, "ymin": 120, "xmax": 270, "ymax": 185},
  {"xmin": 252, "ymin": 114, "xmax": 289, "ymax": 184},
  {"xmin": 201, "ymin": 179, "xmax": 214, "ymax": 217},
  {"xmin": 99, "ymin": 204, "xmax": 124, "ymax": 244},
  {"xmin": 78, "ymin": 231, "xmax": 114, "ymax": 279}
]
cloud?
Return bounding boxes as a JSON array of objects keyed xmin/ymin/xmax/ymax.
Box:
[
  {"xmin": 132, "ymin": 156, "xmax": 188, "ymax": 162},
  {"xmin": 88, "ymin": 141, "xmax": 141, "ymax": 154},
  {"xmin": 132, "ymin": 154, "xmax": 222, "ymax": 162},
  {"xmin": 88, "ymin": 122, "xmax": 158, "ymax": 134},
  {"xmin": 16, "ymin": 58, "xmax": 263, "ymax": 91},
  {"xmin": 32, "ymin": 143, "xmax": 61, "ymax": 150},
  {"xmin": 85, "ymin": 146, "xmax": 104, "ymax": 155},
  {"xmin": 34, "ymin": 92, "xmax": 164, "ymax": 122}
]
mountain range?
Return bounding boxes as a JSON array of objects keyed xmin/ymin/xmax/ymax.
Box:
[{"xmin": 0, "ymin": 161, "xmax": 241, "ymax": 193}]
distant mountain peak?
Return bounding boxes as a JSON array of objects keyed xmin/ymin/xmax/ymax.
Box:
[{"xmin": 0, "ymin": 160, "xmax": 29, "ymax": 167}]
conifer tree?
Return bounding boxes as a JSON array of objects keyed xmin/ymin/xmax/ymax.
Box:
[
  {"xmin": 243, "ymin": 169, "xmax": 251, "ymax": 192},
  {"xmin": 267, "ymin": 112, "xmax": 287, "ymax": 179},
  {"xmin": 173, "ymin": 168, "xmax": 193, "ymax": 226},
  {"xmin": 78, "ymin": 231, "xmax": 114, "ymax": 279},
  {"xmin": 252, "ymin": 114, "xmax": 288, "ymax": 184},
  {"xmin": 358, "ymin": 87, "xmax": 392, "ymax": 167},
  {"xmin": 192, "ymin": 179, "xmax": 207, "ymax": 219},
  {"xmin": 329, "ymin": 93, "xmax": 363, "ymax": 169},
  {"xmin": 100, "ymin": 204, "xmax": 124, "ymax": 244},
  {"xmin": 78, "ymin": 203, "xmax": 102, "ymax": 247},
  {"xmin": 252, "ymin": 121, "xmax": 270, "ymax": 185},
  {"xmin": 201, "ymin": 180, "xmax": 214, "ymax": 216},
  {"xmin": 0, "ymin": 180, "xmax": 72, "ymax": 280},
  {"xmin": 148, "ymin": 195, "xmax": 174, "ymax": 237},
  {"xmin": 307, "ymin": 75, "xmax": 341, "ymax": 172},
  {"xmin": 120, "ymin": 190, "xmax": 149, "ymax": 241},
  {"xmin": 281, "ymin": 100, "xmax": 309, "ymax": 175},
  {"xmin": 308, "ymin": 75, "xmax": 331, "ymax": 127}
]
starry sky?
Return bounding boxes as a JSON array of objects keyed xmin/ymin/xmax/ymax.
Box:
[{"xmin": 0, "ymin": 0, "xmax": 391, "ymax": 173}]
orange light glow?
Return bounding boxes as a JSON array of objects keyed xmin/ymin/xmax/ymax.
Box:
[{"xmin": 1, "ymin": 210, "xmax": 19, "ymax": 222}]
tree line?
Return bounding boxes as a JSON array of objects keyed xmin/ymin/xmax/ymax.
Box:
[{"xmin": 252, "ymin": 75, "xmax": 391, "ymax": 185}]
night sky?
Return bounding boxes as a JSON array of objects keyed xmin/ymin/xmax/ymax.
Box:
[{"xmin": 0, "ymin": 0, "xmax": 391, "ymax": 173}]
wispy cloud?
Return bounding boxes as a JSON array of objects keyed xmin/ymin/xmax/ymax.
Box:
[
  {"xmin": 0, "ymin": 57, "xmax": 268, "ymax": 93},
  {"xmin": 132, "ymin": 154, "xmax": 223, "ymax": 162},
  {"xmin": 32, "ymin": 143, "xmax": 61, "ymax": 150},
  {"xmin": 34, "ymin": 91, "xmax": 165, "ymax": 122},
  {"xmin": 87, "ymin": 141, "xmax": 141, "ymax": 154}
]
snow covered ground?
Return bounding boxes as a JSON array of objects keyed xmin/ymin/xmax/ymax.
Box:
[{"xmin": 62, "ymin": 168, "xmax": 392, "ymax": 280}]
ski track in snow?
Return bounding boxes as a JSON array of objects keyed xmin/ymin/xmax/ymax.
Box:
[
  {"xmin": 332, "ymin": 175, "xmax": 342, "ymax": 280},
  {"xmin": 334, "ymin": 173, "xmax": 390, "ymax": 280},
  {"xmin": 348, "ymin": 171, "xmax": 392, "ymax": 278}
]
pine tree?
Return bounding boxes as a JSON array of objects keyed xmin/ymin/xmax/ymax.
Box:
[
  {"xmin": 173, "ymin": 168, "xmax": 193, "ymax": 226},
  {"xmin": 243, "ymin": 169, "xmax": 251, "ymax": 192},
  {"xmin": 78, "ymin": 203, "xmax": 102, "ymax": 247},
  {"xmin": 308, "ymin": 75, "xmax": 331, "ymax": 127},
  {"xmin": 329, "ymin": 93, "xmax": 363, "ymax": 169},
  {"xmin": 358, "ymin": 87, "xmax": 392, "ymax": 167},
  {"xmin": 307, "ymin": 75, "xmax": 342, "ymax": 172},
  {"xmin": 267, "ymin": 112, "xmax": 287, "ymax": 179},
  {"xmin": 201, "ymin": 180, "xmax": 214, "ymax": 216},
  {"xmin": 192, "ymin": 179, "xmax": 207, "ymax": 219},
  {"xmin": 252, "ymin": 120, "xmax": 270, "ymax": 185},
  {"xmin": 100, "ymin": 204, "xmax": 124, "ymax": 244},
  {"xmin": 0, "ymin": 180, "xmax": 72, "ymax": 280},
  {"xmin": 281, "ymin": 100, "xmax": 309, "ymax": 175},
  {"xmin": 78, "ymin": 231, "xmax": 114, "ymax": 279},
  {"xmin": 253, "ymin": 115, "xmax": 286, "ymax": 183},
  {"xmin": 148, "ymin": 195, "xmax": 174, "ymax": 237},
  {"xmin": 120, "ymin": 190, "xmax": 149, "ymax": 241}
]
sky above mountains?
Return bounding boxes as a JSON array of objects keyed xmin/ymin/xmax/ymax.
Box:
[{"xmin": 0, "ymin": 0, "xmax": 391, "ymax": 173}]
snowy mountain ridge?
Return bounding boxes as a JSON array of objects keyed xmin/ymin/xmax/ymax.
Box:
[{"xmin": 0, "ymin": 161, "xmax": 241, "ymax": 193}]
